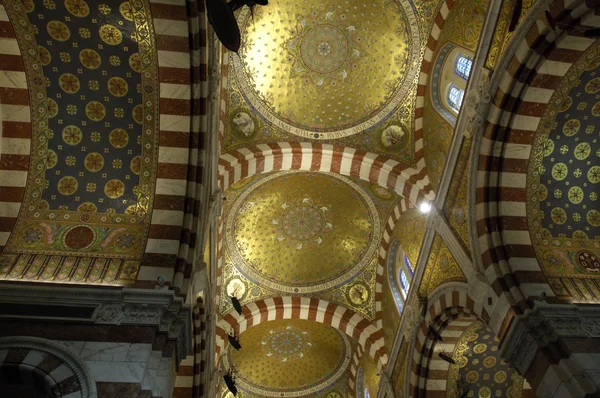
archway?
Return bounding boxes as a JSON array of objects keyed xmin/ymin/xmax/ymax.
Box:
[{"xmin": 215, "ymin": 296, "xmax": 387, "ymax": 371}]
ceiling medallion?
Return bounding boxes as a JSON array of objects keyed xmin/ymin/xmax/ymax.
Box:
[
  {"xmin": 225, "ymin": 172, "xmax": 381, "ymax": 293},
  {"xmin": 273, "ymin": 197, "xmax": 332, "ymax": 250},
  {"xmin": 230, "ymin": 0, "xmax": 421, "ymax": 139},
  {"xmin": 263, "ymin": 325, "xmax": 311, "ymax": 362}
]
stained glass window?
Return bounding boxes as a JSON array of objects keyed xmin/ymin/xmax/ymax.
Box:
[
  {"xmin": 448, "ymin": 84, "xmax": 464, "ymax": 112},
  {"xmin": 399, "ymin": 269, "xmax": 409, "ymax": 298},
  {"xmin": 405, "ymin": 254, "xmax": 414, "ymax": 276},
  {"xmin": 455, "ymin": 53, "xmax": 473, "ymax": 80}
]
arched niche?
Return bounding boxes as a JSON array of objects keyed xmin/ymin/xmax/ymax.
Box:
[
  {"xmin": 430, "ymin": 43, "xmax": 475, "ymax": 125},
  {"xmin": 0, "ymin": 336, "xmax": 97, "ymax": 398}
]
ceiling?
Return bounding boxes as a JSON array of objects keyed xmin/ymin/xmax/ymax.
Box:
[
  {"xmin": 231, "ymin": 0, "xmax": 414, "ymax": 135},
  {"xmin": 226, "ymin": 171, "xmax": 379, "ymax": 292},
  {"xmin": 224, "ymin": 319, "xmax": 352, "ymax": 396},
  {"xmin": 222, "ymin": 0, "xmax": 432, "ymax": 165},
  {"xmin": 446, "ymin": 321, "xmax": 526, "ymax": 397},
  {"xmin": 0, "ymin": 0, "xmax": 158, "ymax": 284},
  {"xmin": 219, "ymin": 171, "xmax": 400, "ymax": 320},
  {"xmin": 527, "ymin": 40, "xmax": 600, "ymax": 300}
]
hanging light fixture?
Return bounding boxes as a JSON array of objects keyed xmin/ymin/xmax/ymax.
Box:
[
  {"xmin": 224, "ymin": 367, "xmax": 238, "ymax": 396},
  {"xmin": 228, "ymin": 328, "xmax": 242, "ymax": 350}
]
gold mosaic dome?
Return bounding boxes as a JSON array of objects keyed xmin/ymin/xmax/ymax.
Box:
[
  {"xmin": 225, "ymin": 319, "xmax": 351, "ymax": 396},
  {"xmin": 225, "ymin": 172, "xmax": 380, "ymax": 293},
  {"xmin": 230, "ymin": 0, "xmax": 421, "ymax": 139}
]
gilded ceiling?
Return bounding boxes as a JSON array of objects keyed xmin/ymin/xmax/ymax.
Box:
[
  {"xmin": 446, "ymin": 321, "xmax": 525, "ymax": 398},
  {"xmin": 0, "ymin": 0, "xmax": 157, "ymax": 284},
  {"xmin": 419, "ymin": 234, "xmax": 466, "ymax": 296},
  {"xmin": 527, "ymin": 41, "xmax": 600, "ymax": 301},
  {"xmin": 230, "ymin": 0, "xmax": 419, "ymax": 138},
  {"xmin": 422, "ymin": 0, "xmax": 488, "ymax": 189},
  {"xmin": 221, "ymin": 0, "xmax": 452, "ymax": 165},
  {"xmin": 224, "ymin": 319, "xmax": 352, "ymax": 396},
  {"xmin": 220, "ymin": 171, "xmax": 400, "ymax": 320}
]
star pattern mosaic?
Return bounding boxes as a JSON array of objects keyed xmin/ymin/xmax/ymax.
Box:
[
  {"xmin": 446, "ymin": 321, "xmax": 524, "ymax": 398},
  {"xmin": 28, "ymin": 0, "xmax": 143, "ymax": 214}
]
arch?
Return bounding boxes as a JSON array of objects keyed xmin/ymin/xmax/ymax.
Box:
[
  {"xmin": 408, "ymin": 283, "xmax": 489, "ymax": 397},
  {"xmin": 218, "ymin": 143, "xmax": 434, "ymax": 206},
  {"xmin": 470, "ymin": 0, "xmax": 600, "ymax": 340},
  {"xmin": 215, "ymin": 296, "xmax": 387, "ymax": 370},
  {"xmin": 375, "ymin": 196, "xmax": 411, "ymax": 324},
  {"xmin": 0, "ymin": 2, "xmax": 31, "ymax": 254},
  {"xmin": 348, "ymin": 344, "xmax": 364, "ymax": 397},
  {"xmin": 0, "ymin": 336, "xmax": 97, "ymax": 398},
  {"xmin": 414, "ymin": 0, "xmax": 458, "ymax": 147}
]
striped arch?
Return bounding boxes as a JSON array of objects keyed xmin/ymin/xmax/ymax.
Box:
[
  {"xmin": 472, "ymin": 0, "xmax": 600, "ymax": 340},
  {"xmin": 139, "ymin": 0, "xmax": 209, "ymax": 296},
  {"xmin": 0, "ymin": 3, "xmax": 30, "ymax": 254},
  {"xmin": 0, "ymin": 336, "xmax": 96, "ymax": 398},
  {"xmin": 218, "ymin": 143, "xmax": 434, "ymax": 205},
  {"xmin": 348, "ymin": 343, "xmax": 364, "ymax": 397},
  {"xmin": 409, "ymin": 283, "xmax": 489, "ymax": 397},
  {"xmin": 375, "ymin": 196, "xmax": 411, "ymax": 324},
  {"xmin": 215, "ymin": 297, "xmax": 388, "ymax": 370},
  {"xmin": 415, "ymin": 0, "xmax": 456, "ymax": 156}
]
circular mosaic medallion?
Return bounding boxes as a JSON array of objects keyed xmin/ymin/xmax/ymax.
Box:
[
  {"xmin": 478, "ymin": 387, "xmax": 491, "ymax": 398},
  {"xmin": 473, "ymin": 343, "xmax": 487, "ymax": 354},
  {"xmin": 58, "ymin": 176, "xmax": 78, "ymax": 196},
  {"xmin": 84, "ymin": 152, "xmax": 104, "ymax": 172},
  {"xmin": 99, "ymin": 24, "xmax": 122, "ymax": 45},
  {"xmin": 64, "ymin": 226, "xmax": 94, "ymax": 249},
  {"xmin": 65, "ymin": 0, "xmax": 90, "ymax": 18},
  {"xmin": 104, "ymin": 179, "xmax": 125, "ymax": 199},
  {"xmin": 347, "ymin": 282, "xmax": 370, "ymax": 306},
  {"xmin": 578, "ymin": 250, "xmax": 600, "ymax": 272},
  {"xmin": 267, "ymin": 327, "xmax": 306, "ymax": 358},
  {"xmin": 47, "ymin": 20, "xmax": 70, "ymax": 41},
  {"xmin": 494, "ymin": 370, "xmax": 507, "ymax": 383},
  {"xmin": 282, "ymin": 205, "xmax": 324, "ymax": 240},
  {"xmin": 483, "ymin": 356, "xmax": 496, "ymax": 368},
  {"xmin": 466, "ymin": 370, "xmax": 479, "ymax": 384},
  {"xmin": 300, "ymin": 25, "xmax": 348, "ymax": 74}
]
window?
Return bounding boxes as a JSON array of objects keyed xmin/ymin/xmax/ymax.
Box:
[
  {"xmin": 388, "ymin": 240, "xmax": 405, "ymax": 313},
  {"xmin": 448, "ymin": 84, "xmax": 464, "ymax": 113},
  {"xmin": 405, "ymin": 254, "xmax": 414, "ymax": 276},
  {"xmin": 454, "ymin": 53, "xmax": 473, "ymax": 80},
  {"xmin": 357, "ymin": 367, "xmax": 365, "ymax": 398},
  {"xmin": 399, "ymin": 269, "xmax": 410, "ymax": 298}
]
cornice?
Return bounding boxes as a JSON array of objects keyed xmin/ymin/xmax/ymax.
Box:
[{"xmin": 0, "ymin": 284, "xmax": 193, "ymax": 369}]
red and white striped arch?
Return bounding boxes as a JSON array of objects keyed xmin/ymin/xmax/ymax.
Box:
[
  {"xmin": 215, "ymin": 296, "xmax": 388, "ymax": 371},
  {"xmin": 409, "ymin": 283, "xmax": 489, "ymax": 397},
  {"xmin": 218, "ymin": 143, "xmax": 434, "ymax": 205},
  {"xmin": 375, "ymin": 197, "xmax": 411, "ymax": 325},
  {"xmin": 348, "ymin": 343, "xmax": 364, "ymax": 397},
  {"xmin": 472, "ymin": 0, "xmax": 600, "ymax": 340},
  {"xmin": 415, "ymin": 0, "xmax": 456, "ymax": 145},
  {"xmin": 0, "ymin": 3, "xmax": 30, "ymax": 254}
]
